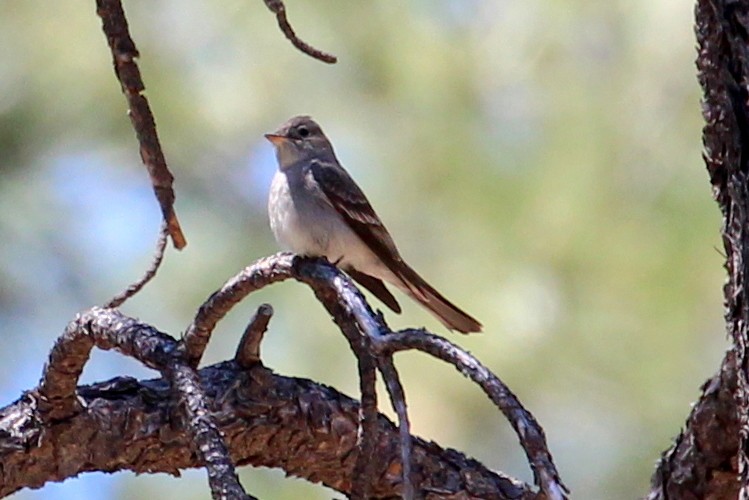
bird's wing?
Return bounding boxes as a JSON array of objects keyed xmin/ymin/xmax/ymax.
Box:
[
  {"xmin": 308, "ymin": 160, "xmax": 482, "ymax": 333},
  {"xmin": 308, "ymin": 159, "xmax": 405, "ymax": 273}
]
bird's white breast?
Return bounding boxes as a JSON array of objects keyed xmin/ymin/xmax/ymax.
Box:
[{"xmin": 268, "ymin": 169, "xmax": 391, "ymax": 280}]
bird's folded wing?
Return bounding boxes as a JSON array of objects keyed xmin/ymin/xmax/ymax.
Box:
[{"xmin": 307, "ymin": 159, "xmax": 406, "ymax": 276}]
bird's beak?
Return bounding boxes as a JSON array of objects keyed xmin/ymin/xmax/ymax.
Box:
[{"xmin": 264, "ymin": 133, "xmax": 288, "ymax": 146}]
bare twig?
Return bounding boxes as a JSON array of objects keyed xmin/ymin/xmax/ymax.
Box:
[
  {"xmin": 35, "ymin": 308, "xmax": 251, "ymax": 499},
  {"xmin": 263, "ymin": 0, "xmax": 337, "ymax": 63},
  {"xmin": 104, "ymin": 222, "xmax": 169, "ymax": 308},
  {"xmin": 95, "ymin": 0, "xmax": 187, "ymax": 249},
  {"xmin": 235, "ymin": 304, "xmax": 274, "ymax": 368},
  {"xmin": 377, "ymin": 357, "xmax": 414, "ymax": 500}
]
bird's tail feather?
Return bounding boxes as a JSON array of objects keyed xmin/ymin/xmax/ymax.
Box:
[{"xmin": 395, "ymin": 265, "xmax": 482, "ymax": 334}]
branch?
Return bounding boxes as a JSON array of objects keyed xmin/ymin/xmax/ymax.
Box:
[
  {"xmin": 647, "ymin": 0, "xmax": 749, "ymax": 496},
  {"xmin": 95, "ymin": 0, "xmax": 187, "ymax": 249},
  {"xmin": 375, "ymin": 331, "xmax": 567, "ymax": 499},
  {"xmin": 34, "ymin": 308, "xmax": 251, "ymax": 499},
  {"xmin": 291, "ymin": 257, "xmax": 567, "ymax": 499},
  {"xmin": 377, "ymin": 358, "xmax": 414, "ymax": 500},
  {"xmin": 105, "ymin": 222, "xmax": 169, "ymax": 308},
  {"xmin": 234, "ymin": 304, "xmax": 274, "ymax": 367},
  {"xmin": 263, "ymin": 0, "xmax": 337, "ymax": 63},
  {"xmin": 179, "ymin": 253, "xmax": 566, "ymax": 498},
  {"xmin": 3, "ymin": 355, "xmax": 531, "ymax": 498}
]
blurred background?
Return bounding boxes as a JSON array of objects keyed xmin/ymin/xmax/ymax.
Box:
[{"xmin": 0, "ymin": 0, "xmax": 722, "ymax": 498}]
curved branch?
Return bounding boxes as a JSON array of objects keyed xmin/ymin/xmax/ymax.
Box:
[
  {"xmin": 291, "ymin": 257, "xmax": 567, "ymax": 499},
  {"xmin": 263, "ymin": 0, "xmax": 338, "ymax": 63},
  {"xmin": 375, "ymin": 331, "xmax": 567, "ymax": 499},
  {"xmin": 179, "ymin": 252, "xmax": 566, "ymax": 498},
  {"xmin": 35, "ymin": 308, "xmax": 250, "ymax": 499}
]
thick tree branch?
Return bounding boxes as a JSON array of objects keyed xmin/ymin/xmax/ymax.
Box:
[
  {"xmin": 35, "ymin": 308, "xmax": 251, "ymax": 499},
  {"xmin": 2, "ymin": 339, "xmax": 533, "ymax": 499},
  {"xmin": 22, "ymin": 253, "xmax": 564, "ymax": 498},
  {"xmin": 647, "ymin": 0, "xmax": 749, "ymax": 496}
]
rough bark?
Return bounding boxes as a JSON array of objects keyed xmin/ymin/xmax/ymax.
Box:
[
  {"xmin": 647, "ymin": 0, "xmax": 749, "ymax": 497},
  {"xmin": 0, "ymin": 361, "xmax": 530, "ymax": 499}
]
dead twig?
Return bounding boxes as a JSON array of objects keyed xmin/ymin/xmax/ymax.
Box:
[
  {"xmin": 104, "ymin": 222, "xmax": 169, "ymax": 309},
  {"xmin": 95, "ymin": 0, "xmax": 187, "ymax": 249},
  {"xmin": 234, "ymin": 304, "xmax": 274, "ymax": 368},
  {"xmin": 263, "ymin": 0, "xmax": 337, "ymax": 63}
]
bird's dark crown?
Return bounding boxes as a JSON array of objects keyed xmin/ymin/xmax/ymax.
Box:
[{"xmin": 274, "ymin": 115, "xmax": 327, "ymax": 143}]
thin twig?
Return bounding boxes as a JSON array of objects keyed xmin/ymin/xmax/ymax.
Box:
[
  {"xmin": 377, "ymin": 357, "xmax": 414, "ymax": 500},
  {"xmin": 235, "ymin": 304, "xmax": 274, "ymax": 368},
  {"xmin": 104, "ymin": 222, "xmax": 169, "ymax": 308},
  {"xmin": 375, "ymin": 331, "xmax": 568, "ymax": 499},
  {"xmin": 95, "ymin": 0, "xmax": 187, "ymax": 249},
  {"xmin": 263, "ymin": 0, "xmax": 337, "ymax": 63}
]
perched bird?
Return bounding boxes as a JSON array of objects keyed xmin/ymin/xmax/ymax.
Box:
[{"xmin": 265, "ymin": 116, "xmax": 482, "ymax": 333}]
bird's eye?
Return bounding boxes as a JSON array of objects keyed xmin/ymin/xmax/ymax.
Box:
[{"xmin": 296, "ymin": 126, "xmax": 310, "ymax": 138}]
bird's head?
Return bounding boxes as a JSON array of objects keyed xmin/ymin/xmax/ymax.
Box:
[{"xmin": 265, "ymin": 116, "xmax": 334, "ymax": 169}]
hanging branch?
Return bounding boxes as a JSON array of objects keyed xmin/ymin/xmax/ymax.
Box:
[
  {"xmin": 263, "ymin": 0, "xmax": 338, "ymax": 63},
  {"xmin": 105, "ymin": 222, "xmax": 169, "ymax": 309},
  {"xmin": 95, "ymin": 0, "xmax": 187, "ymax": 249}
]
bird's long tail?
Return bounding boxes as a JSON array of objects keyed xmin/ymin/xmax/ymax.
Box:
[{"xmin": 394, "ymin": 265, "xmax": 482, "ymax": 334}]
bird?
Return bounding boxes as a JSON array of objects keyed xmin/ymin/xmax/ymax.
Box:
[{"xmin": 265, "ymin": 115, "xmax": 482, "ymax": 333}]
